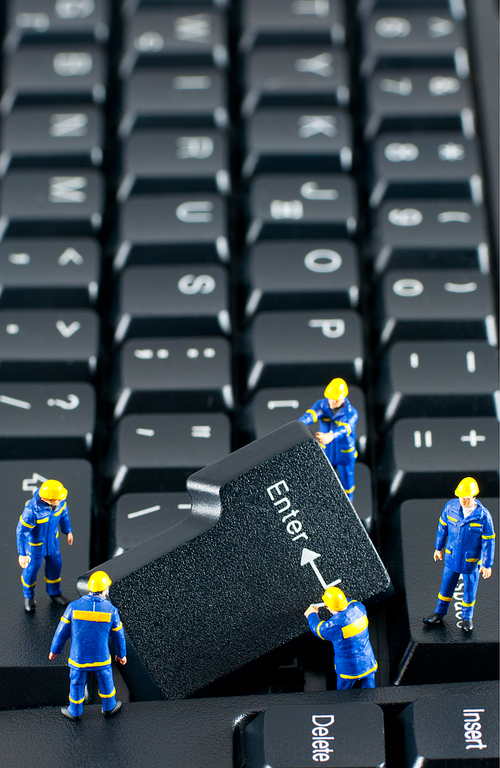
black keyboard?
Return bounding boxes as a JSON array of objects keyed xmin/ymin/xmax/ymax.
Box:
[{"xmin": 1, "ymin": 0, "xmax": 498, "ymax": 766}]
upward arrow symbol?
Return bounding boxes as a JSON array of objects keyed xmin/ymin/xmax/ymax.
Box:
[
  {"xmin": 300, "ymin": 548, "xmax": 341, "ymax": 590},
  {"xmin": 58, "ymin": 247, "xmax": 84, "ymax": 265}
]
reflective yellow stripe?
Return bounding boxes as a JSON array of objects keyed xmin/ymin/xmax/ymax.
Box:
[
  {"xmin": 44, "ymin": 576, "xmax": 61, "ymax": 583},
  {"xmin": 112, "ymin": 623, "xmax": 123, "ymax": 631},
  {"xmin": 61, "ymin": 617, "xmax": 71, "ymax": 624},
  {"xmin": 438, "ymin": 593, "xmax": 453, "ymax": 602},
  {"xmin": 462, "ymin": 600, "xmax": 476, "ymax": 607},
  {"xmin": 445, "ymin": 549, "xmax": 451, "ymax": 554},
  {"xmin": 447, "ymin": 516, "xmax": 458, "ymax": 522},
  {"xmin": 439, "ymin": 517, "xmax": 446, "ymax": 525},
  {"xmin": 339, "ymin": 662, "xmax": 378, "ymax": 680},
  {"xmin": 69, "ymin": 656, "xmax": 111, "ymax": 668},
  {"xmin": 306, "ymin": 409, "xmax": 317, "ymax": 423},
  {"xmin": 470, "ymin": 523, "xmax": 481, "ymax": 527},
  {"xmin": 322, "ymin": 417, "xmax": 331, "ymax": 422},
  {"xmin": 69, "ymin": 695, "xmax": 85, "ymax": 704},
  {"xmin": 73, "ymin": 610, "xmax": 111, "ymax": 623},
  {"xmin": 20, "ymin": 515, "xmax": 35, "ymax": 529},
  {"xmin": 482, "ymin": 534, "xmax": 495, "ymax": 539},
  {"xmin": 54, "ymin": 503, "xmax": 67, "ymax": 518},
  {"xmin": 30, "ymin": 542, "xmax": 43, "ymax": 546},
  {"xmin": 341, "ymin": 446, "xmax": 355, "ymax": 453},
  {"xmin": 21, "ymin": 575, "xmax": 37, "ymax": 588},
  {"xmin": 99, "ymin": 688, "xmax": 116, "ymax": 699},
  {"xmin": 316, "ymin": 621, "xmax": 325, "ymax": 639},
  {"xmin": 465, "ymin": 558, "xmax": 479, "ymax": 562},
  {"xmin": 344, "ymin": 485, "xmax": 355, "ymax": 494},
  {"xmin": 341, "ymin": 615, "xmax": 368, "ymax": 639},
  {"xmin": 36, "ymin": 517, "xmax": 49, "ymax": 523},
  {"xmin": 334, "ymin": 420, "xmax": 351, "ymax": 435}
]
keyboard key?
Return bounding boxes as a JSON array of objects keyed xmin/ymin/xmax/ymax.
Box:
[
  {"xmin": 242, "ymin": 47, "xmax": 349, "ymax": 116},
  {"xmin": 115, "ymin": 265, "xmax": 230, "ymax": 341},
  {"xmin": 113, "ymin": 336, "xmax": 233, "ymax": 417},
  {"xmin": 0, "ymin": 458, "xmax": 92, "ymax": 709},
  {"xmin": 379, "ymin": 417, "xmax": 500, "ymax": 505},
  {"xmin": 369, "ymin": 132, "xmax": 482, "ymax": 206},
  {"xmin": 84, "ymin": 421, "xmax": 391, "ymax": 700},
  {"xmin": 243, "ymin": 107, "xmax": 352, "ymax": 177},
  {"xmin": 0, "ymin": 382, "xmax": 95, "ymax": 458},
  {"xmin": 118, "ymin": 128, "xmax": 229, "ymax": 200},
  {"xmin": 245, "ymin": 702, "xmax": 385, "ymax": 768},
  {"xmin": 2, "ymin": 44, "xmax": 107, "ymax": 113},
  {"xmin": 110, "ymin": 491, "xmax": 192, "ymax": 556},
  {"xmin": 241, "ymin": 0, "xmax": 345, "ymax": 51},
  {"xmin": 0, "ymin": 237, "xmax": 100, "ymax": 307},
  {"xmin": 377, "ymin": 269, "xmax": 496, "ymax": 345},
  {"xmin": 372, "ymin": 200, "xmax": 490, "ymax": 272},
  {"xmin": 245, "ymin": 240, "xmax": 359, "ymax": 315},
  {"xmin": 364, "ymin": 69, "xmax": 474, "ymax": 139},
  {"xmin": 106, "ymin": 412, "xmax": 231, "ymax": 495},
  {"xmin": 0, "ymin": 169, "xmax": 104, "ymax": 236},
  {"xmin": 0, "ymin": 309, "xmax": 99, "ymax": 381},
  {"xmin": 247, "ymin": 310, "xmax": 364, "ymax": 390},
  {"xmin": 6, "ymin": 0, "xmax": 110, "ymax": 49},
  {"xmin": 387, "ymin": 498, "xmax": 498, "ymax": 685},
  {"xmin": 377, "ymin": 341, "xmax": 500, "ymax": 424},
  {"xmin": 119, "ymin": 67, "xmax": 227, "ymax": 137},
  {"xmin": 121, "ymin": 7, "xmax": 228, "ymax": 76},
  {"xmin": 116, "ymin": 194, "xmax": 228, "ymax": 268},
  {"xmin": 247, "ymin": 174, "xmax": 357, "ymax": 243},
  {"xmin": 0, "ymin": 106, "xmax": 104, "ymax": 171}
]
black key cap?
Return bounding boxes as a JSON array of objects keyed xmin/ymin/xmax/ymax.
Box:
[
  {"xmin": 0, "ymin": 169, "xmax": 104, "ymax": 236},
  {"xmin": 364, "ymin": 69, "xmax": 475, "ymax": 139},
  {"xmin": 361, "ymin": 10, "xmax": 468, "ymax": 76},
  {"xmin": 378, "ymin": 341, "xmax": 500, "ymax": 424},
  {"xmin": 247, "ymin": 174, "xmax": 357, "ymax": 243},
  {"xmin": 372, "ymin": 200, "xmax": 490, "ymax": 272},
  {"xmin": 378, "ymin": 269, "xmax": 496, "ymax": 345},
  {"xmin": 243, "ymin": 47, "xmax": 350, "ymax": 116},
  {"xmin": 243, "ymin": 107, "xmax": 352, "ymax": 177},
  {"xmin": 6, "ymin": 0, "xmax": 110, "ymax": 49},
  {"xmin": 106, "ymin": 412, "xmax": 231, "ymax": 495},
  {"xmin": 113, "ymin": 336, "xmax": 233, "ymax": 417},
  {"xmin": 379, "ymin": 417, "xmax": 499, "ymax": 505},
  {"xmin": 119, "ymin": 67, "xmax": 227, "ymax": 137},
  {"xmin": 121, "ymin": 7, "xmax": 228, "ymax": 76},
  {"xmin": 82, "ymin": 421, "xmax": 391, "ymax": 700},
  {"xmin": 241, "ymin": 0, "xmax": 345, "ymax": 51},
  {"xmin": 115, "ymin": 265, "xmax": 230, "ymax": 341},
  {"xmin": 2, "ymin": 44, "xmax": 107, "ymax": 113},
  {"xmin": 0, "ymin": 309, "xmax": 99, "ymax": 381},
  {"xmin": 245, "ymin": 240, "xmax": 359, "ymax": 315},
  {"xmin": 369, "ymin": 132, "xmax": 483, "ymax": 206},
  {"xmin": 0, "ymin": 382, "xmax": 95, "ymax": 458},
  {"xmin": 1, "ymin": 106, "xmax": 104, "ymax": 171},
  {"xmin": 400, "ymin": 693, "xmax": 499, "ymax": 764},
  {"xmin": 118, "ymin": 128, "xmax": 229, "ymax": 200},
  {"xmin": 387, "ymin": 498, "xmax": 498, "ymax": 685},
  {"xmin": 115, "ymin": 194, "xmax": 228, "ymax": 268},
  {"xmin": 0, "ymin": 237, "xmax": 100, "ymax": 307},
  {"xmin": 245, "ymin": 703, "xmax": 385, "ymax": 768},
  {"xmin": 0, "ymin": 458, "xmax": 91, "ymax": 709},
  {"xmin": 111, "ymin": 490, "xmax": 192, "ymax": 556},
  {"xmin": 247, "ymin": 310, "xmax": 364, "ymax": 390}
]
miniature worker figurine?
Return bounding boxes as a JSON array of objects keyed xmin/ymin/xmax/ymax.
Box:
[
  {"xmin": 49, "ymin": 570, "xmax": 127, "ymax": 720},
  {"xmin": 305, "ymin": 587, "xmax": 377, "ymax": 689},
  {"xmin": 16, "ymin": 479, "xmax": 73, "ymax": 612},
  {"xmin": 423, "ymin": 477, "xmax": 495, "ymax": 632},
  {"xmin": 298, "ymin": 378, "xmax": 358, "ymax": 500}
]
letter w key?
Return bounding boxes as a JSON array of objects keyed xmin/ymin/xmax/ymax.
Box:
[{"xmin": 77, "ymin": 421, "xmax": 391, "ymax": 700}]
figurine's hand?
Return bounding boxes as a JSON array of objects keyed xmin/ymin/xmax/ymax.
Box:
[
  {"xmin": 66, "ymin": 532, "xmax": 74, "ymax": 546},
  {"xmin": 479, "ymin": 567, "xmax": 492, "ymax": 579},
  {"xmin": 18, "ymin": 555, "xmax": 30, "ymax": 568},
  {"xmin": 48, "ymin": 652, "xmax": 57, "ymax": 660},
  {"xmin": 316, "ymin": 431, "xmax": 334, "ymax": 445},
  {"xmin": 304, "ymin": 605, "xmax": 319, "ymax": 617},
  {"xmin": 433, "ymin": 550, "xmax": 443, "ymax": 561},
  {"xmin": 115, "ymin": 655, "xmax": 127, "ymax": 665}
]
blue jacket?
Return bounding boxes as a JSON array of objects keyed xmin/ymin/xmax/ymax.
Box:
[
  {"xmin": 50, "ymin": 593, "xmax": 127, "ymax": 670},
  {"xmin": 435, "ymin": 498, "xmax": 495, "ymax": 574},
  {"xmin": 307, "ymin": 601, "xmax": 377, "ymax": 680},
  {"xmin": 16, "ymin": 490, "xmax": 72, "ymax": 558},
  {"xmin": 299, "ymin": 397, "xmax": 358, "ymax": 467}
]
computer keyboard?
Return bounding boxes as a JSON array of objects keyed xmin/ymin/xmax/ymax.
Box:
[{"xmin": 0, "ymin": 0, "xmax": 498, "ymax": 766}]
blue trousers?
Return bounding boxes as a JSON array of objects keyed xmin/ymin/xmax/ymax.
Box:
[
  {"xmin": 434, "ymin": 564, "xmax": 480, "ymax": 621},
  {"xmin": 336, "ymin": 672, "xmax": 376, "ymax": 690},
  {"xmin": 333, "ymin": 462, "xmax": 355, "ymax": 501},
  {"xmin": 67, "ymin": 665, "xmax": 117, "ymax": 717},
  {"xmin": 21, "ymin": 552, "xmax": 62, "ymax": 598}
]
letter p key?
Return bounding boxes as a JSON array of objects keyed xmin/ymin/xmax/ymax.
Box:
[{"xmin": 308, "ymin": 318, "xmax": 345, "ymax": 338}]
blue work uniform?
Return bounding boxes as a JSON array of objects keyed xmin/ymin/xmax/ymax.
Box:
[
  {"xmin": 50, "ymin": 593, "xmax": 127, "ymax": 717},
  {"xmin": 307, "ymin": 601, "xmax": 377, "ymax": 689},
  {"xmin": 16, "ymin": 489, "xmax": 72, "ymax": 599},
  {"xmin": 433, "ymin": 498, "xmax": 495, "ymax": 621},
  {"xmin": 298, "ymin": 397, "xmax": 358, "ymax": 499}
]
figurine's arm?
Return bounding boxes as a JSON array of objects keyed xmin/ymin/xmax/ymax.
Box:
[
  {"xmin": 433, "ymin": 506, "xmax": 449, "ymax": 560},
  {"xmin": 58, "ymin": 502, "xmax": 73, "ymax": 545},
  {"xmin": 16, "ymin": 506, "xmax": 35, "ymax": 567},
  {"xmin": 479, "ymin": 512, "xmax": 495, "ymax": 578},
  {"xmin": 110, "ymin": 607, "xmax": 127, "ymax": 664},
  {"xmin": 298, "ymin": 404, "xmax": 325, "ymax": 427},
  {"xmin": 49, "ymin": 608, "xmax": 72, "ymax": 658}
]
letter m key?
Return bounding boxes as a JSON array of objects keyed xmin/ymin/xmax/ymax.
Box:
[{"xmin": 49, "ymin": 176, "xmax": 88, "ymax": 203}]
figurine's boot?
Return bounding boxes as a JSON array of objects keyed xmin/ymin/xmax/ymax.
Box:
[
  {"xmin": 102, "ymin": 700, "xmax": 122, "ymax": 717},
  {"xmin": 50, "ymin": 594, "xmax": 70, "ymax": 606},
  {"xmin": 422, "ymin": 612, "xmax": 444, "ymax": 625},
  {"xmin": 462, "ymin": 619, "xmax": 473, "ymax": 631},
  {"xmin": 24, "ymin": 597, "xmax": 36, "ymax": 612},
  {"xmin": 61, "ymin": 707, "xmax": 81, "ymax": 721}
]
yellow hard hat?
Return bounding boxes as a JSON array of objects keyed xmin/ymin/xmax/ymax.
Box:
[
  {"xmin": 88, "ymin": 571, "xmax": 112, "ymax": 593},
  {"xmin": 39, "ymin": 480, "xmax": 68, "ymax": 502},
  {"xmin": 455, "ymin": 477, "xmax": 479, "ymax": 498},
  {"xmin": 324, "ymin": 378, "xmax": 348, "ymax": 400},
  {"xmin": 322, "ymin": 587, "xmax": 348, "ymax": 612}
]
